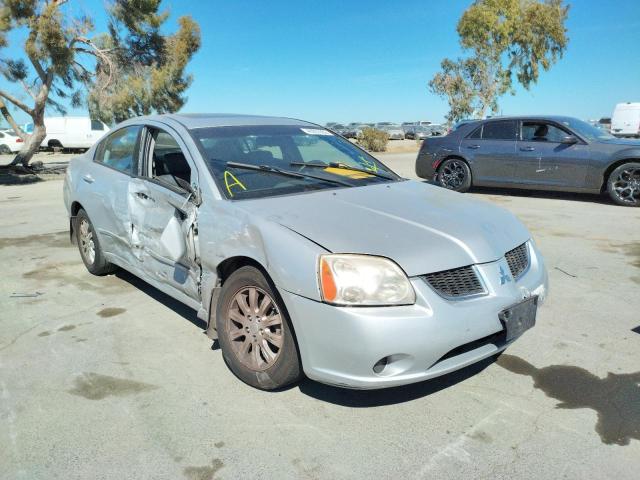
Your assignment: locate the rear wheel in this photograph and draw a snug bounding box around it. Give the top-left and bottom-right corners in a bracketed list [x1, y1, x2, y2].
[75, 209, 117, 275]
[607, 162, 640, 207]
[215, 266, 302, 390]
[437, 158, 472, 192]
[0, 144, 11, 154]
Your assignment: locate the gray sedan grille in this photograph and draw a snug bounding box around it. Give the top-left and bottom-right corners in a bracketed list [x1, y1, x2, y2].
[505, 242, 529, 280]
[422, 265, 486, 299]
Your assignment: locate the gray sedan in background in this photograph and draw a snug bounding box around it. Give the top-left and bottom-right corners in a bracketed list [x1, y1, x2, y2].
[416, 116, 640, 206]
[64, 113, 548, 390]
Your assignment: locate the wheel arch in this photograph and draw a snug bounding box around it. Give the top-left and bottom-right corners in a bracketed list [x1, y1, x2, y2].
[601, 158, 640, 192]
[206, 255, 303, 363]
[69, 201, 85, 242]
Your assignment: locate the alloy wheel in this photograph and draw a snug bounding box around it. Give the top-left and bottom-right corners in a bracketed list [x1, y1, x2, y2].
[612, 166, 640, 205]
[440, 160, 466, 189]
[79, 218, 96, 265]
[226, 286, 283, 371]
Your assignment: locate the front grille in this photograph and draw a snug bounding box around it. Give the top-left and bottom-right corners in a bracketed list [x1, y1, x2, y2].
[423, 265, 486, 299]
[505, 242, 529, 280]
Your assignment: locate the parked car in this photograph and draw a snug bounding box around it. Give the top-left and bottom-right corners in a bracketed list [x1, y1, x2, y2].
[63, 113, 548, 390]
[405, 125, 430, 140]
[416, 115, 640, 207]
[428, 124, 446, 136]
[327, 123, 349, 136]
[611, 103, 640, 138]
[376, 123, 405, 140]
[0, 130, 23, 153]
[32, 116, 110, 150]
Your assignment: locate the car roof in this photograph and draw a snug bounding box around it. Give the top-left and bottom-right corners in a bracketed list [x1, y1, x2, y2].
[475, 115, 579, 123]
[135, 113, 318, 129]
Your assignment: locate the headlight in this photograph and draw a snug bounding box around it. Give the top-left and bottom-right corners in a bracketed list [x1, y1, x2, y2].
[319, 254, 416, 306]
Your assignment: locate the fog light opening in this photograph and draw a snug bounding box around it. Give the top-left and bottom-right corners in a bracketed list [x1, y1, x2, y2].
[372, 354, 414, 377]
[373, 357, 389, 374]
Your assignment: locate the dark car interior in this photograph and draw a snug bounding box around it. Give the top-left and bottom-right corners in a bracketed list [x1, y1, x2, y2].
[150, 130, 192, 191]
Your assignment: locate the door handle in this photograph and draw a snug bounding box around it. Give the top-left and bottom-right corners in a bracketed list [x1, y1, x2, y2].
[467, 144, 480, 149]
[82, 174, 94, 184]
[520, 146, 535, 151]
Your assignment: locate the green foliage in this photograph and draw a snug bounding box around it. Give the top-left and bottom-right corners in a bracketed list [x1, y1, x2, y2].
[430, 0, 569, 123]
[88, 3, 201, 123]
[0, 0, 200, 166]
[358, 128, 389, 152]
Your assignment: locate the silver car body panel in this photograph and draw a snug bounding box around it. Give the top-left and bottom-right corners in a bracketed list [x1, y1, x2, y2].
[64, 113, 548, 389]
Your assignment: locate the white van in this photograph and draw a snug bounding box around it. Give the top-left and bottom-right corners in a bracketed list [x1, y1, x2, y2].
[611, 103, 640, 138]
[39, 116, 110, 150]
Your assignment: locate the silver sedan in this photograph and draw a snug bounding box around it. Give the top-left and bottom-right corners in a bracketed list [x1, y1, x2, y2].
[63, 114, 548, 390]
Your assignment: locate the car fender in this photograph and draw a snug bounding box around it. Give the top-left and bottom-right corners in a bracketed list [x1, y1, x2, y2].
[197, 201, 328, 312]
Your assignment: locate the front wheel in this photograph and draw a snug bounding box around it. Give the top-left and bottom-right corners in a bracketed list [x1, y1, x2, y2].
[607, 162, 640, 207]
[215, 266, 302, 390]
[437, 158, 472, 192]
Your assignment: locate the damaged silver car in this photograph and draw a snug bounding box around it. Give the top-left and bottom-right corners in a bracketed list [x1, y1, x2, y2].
[63, 114, 548, 390]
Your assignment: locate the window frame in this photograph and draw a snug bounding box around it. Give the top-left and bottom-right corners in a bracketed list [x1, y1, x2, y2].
[469, 120, 518, 142]
[139, 125, 199, 198]
[518, 119, 587, 144]
[93, 125, 143, 177]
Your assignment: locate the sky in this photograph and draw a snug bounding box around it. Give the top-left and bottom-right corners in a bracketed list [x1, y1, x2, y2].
[1, 0, 639, 126]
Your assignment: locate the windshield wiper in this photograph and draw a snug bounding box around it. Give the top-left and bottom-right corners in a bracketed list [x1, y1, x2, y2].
[289, 161, 396, 180]
[225, 162, 353, 187]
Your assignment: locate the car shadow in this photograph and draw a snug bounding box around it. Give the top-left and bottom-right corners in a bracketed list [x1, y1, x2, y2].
[296, 356, 496, 407]
[114, 269, 208, 331]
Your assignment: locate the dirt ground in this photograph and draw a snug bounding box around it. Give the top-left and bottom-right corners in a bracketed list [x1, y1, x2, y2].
[1, 153, 639, 479]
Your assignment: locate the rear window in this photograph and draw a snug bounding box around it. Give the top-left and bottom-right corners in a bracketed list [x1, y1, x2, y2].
[481, 121, 517, 140]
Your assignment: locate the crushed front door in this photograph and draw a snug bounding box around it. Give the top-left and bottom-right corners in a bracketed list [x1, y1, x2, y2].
[128, 178, 201, 300]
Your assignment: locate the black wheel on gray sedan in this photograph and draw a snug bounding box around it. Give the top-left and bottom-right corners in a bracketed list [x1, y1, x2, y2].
[75, 208, 117, 275]
[215, 266, 302, 390]
[437, 158, 471, 192]
[607, 162, 640, 207]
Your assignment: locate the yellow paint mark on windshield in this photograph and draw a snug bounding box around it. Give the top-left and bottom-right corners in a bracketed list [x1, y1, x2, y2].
[224, 171, 247, 197]
[323, 167, 372, 179]
[359, 157, 378, 172]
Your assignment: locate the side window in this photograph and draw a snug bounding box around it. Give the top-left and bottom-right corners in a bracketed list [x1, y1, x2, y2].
[91, 120, 105, 131]
[482, 121, 517, 140]
[468, 126, 482, 139]
[95, 126, 141, 174]
[521, 121, 569, 143]
[149, 129, 192, 192]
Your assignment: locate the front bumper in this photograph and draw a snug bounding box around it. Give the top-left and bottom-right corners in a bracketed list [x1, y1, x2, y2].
[282, 242, 548, 389]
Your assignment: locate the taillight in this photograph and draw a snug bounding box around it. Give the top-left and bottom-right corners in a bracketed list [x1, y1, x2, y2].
[16, 138, 23, 143]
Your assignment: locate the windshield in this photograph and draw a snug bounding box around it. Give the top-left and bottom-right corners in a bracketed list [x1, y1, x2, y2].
[190, 125, 400, 199]
[560, 118, 615, 141]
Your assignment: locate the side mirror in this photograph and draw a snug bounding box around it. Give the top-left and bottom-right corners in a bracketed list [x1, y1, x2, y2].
[561, 135, 578, 144]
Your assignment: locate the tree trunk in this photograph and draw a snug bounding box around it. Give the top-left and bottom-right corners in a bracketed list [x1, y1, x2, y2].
[10, 116, 45, 167]
[0, 98, 26, 139]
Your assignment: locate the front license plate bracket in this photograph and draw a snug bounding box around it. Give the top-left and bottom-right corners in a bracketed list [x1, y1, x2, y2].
[499, 296, 538, 342]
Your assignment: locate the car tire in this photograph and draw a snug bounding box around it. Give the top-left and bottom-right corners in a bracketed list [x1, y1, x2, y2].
[215, 266, 302, 390]
[607, 162, 640, 207]
[437, 158, 472, 192]
[0, 144, 11, 154]
[75, 208, 117, 275]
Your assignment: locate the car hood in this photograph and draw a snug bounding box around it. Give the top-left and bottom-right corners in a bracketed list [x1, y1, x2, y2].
[239, 180, 530, 277]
